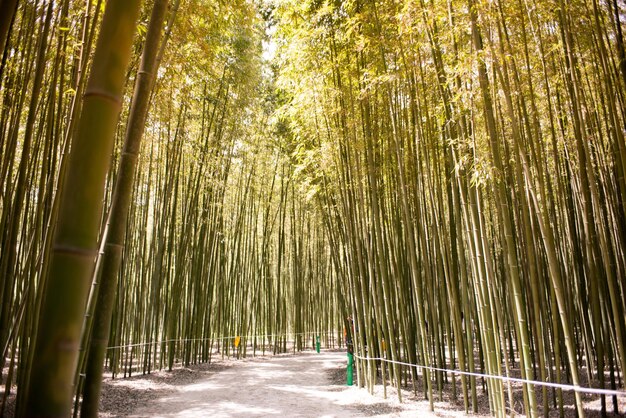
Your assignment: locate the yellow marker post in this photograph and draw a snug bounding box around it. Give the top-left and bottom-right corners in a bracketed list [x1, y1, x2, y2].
[234, 336, 241, 348]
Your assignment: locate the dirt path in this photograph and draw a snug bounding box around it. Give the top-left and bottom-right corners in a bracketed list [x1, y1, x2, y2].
[104, 350, 443, 417]
[129, 351, 356, 417]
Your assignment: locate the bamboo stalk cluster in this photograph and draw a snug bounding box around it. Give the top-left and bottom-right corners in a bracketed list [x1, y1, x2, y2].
[1, 0, 626, 416]
[0, 0, 340, 416]
[273, 0, 626, 416]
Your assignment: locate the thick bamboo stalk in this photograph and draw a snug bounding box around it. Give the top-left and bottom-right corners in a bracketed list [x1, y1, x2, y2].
[20, 0, 141, 413]
[80, 2, 169, 413]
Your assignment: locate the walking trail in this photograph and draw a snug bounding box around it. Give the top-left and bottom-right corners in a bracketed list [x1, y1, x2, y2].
[101, 350, 456, 417]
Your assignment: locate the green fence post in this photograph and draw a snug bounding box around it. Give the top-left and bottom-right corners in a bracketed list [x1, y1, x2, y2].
[347, 352, 353, 386]
[316, 335, 320, 353]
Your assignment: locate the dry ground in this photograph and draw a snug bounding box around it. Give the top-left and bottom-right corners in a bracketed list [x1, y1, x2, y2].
[99, 350, 481, 417]
[2, 349, 624, 416]
[97, 350, 625, 417]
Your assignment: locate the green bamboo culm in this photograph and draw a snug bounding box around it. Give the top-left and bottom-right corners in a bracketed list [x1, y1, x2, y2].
[19, 0, 142, 415]
[79, 0, 170, 416]
[0, 0, 18, 61]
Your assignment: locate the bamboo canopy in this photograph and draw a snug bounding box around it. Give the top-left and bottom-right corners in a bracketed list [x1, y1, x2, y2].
[0, 0, 625, 416]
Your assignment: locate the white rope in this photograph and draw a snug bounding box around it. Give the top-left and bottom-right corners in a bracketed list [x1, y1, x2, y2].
[353, 353, 626, 398]
[106, 331, 333, 351]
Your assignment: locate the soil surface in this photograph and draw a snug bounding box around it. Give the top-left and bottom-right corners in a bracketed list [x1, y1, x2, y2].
[2, 349, 623, 416]
[97, 349, 625, 417]
[100, 350, 458, 417]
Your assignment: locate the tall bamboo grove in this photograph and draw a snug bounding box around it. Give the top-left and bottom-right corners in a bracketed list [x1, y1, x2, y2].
[1, 0, 625, 417]
[272, 0, 626, 416]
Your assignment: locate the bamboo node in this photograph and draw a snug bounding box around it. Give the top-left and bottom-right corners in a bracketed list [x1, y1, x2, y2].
[83, 88, 122, 105]
[121, 150, 140, 159]
[53, 244, 98, 257]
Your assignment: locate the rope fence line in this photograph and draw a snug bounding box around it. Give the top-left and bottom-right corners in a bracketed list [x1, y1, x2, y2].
[105, 331, 335, 351]
[353, 353, 626, 398]
[108, 334, 625, 397]
[104, 334, 626, 398]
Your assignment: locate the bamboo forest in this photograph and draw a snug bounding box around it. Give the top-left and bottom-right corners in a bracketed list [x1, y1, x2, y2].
[1, 0, 626, 416]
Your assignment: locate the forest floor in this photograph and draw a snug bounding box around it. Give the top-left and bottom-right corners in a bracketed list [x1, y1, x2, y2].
[2, 349, 623, 416]
[97, 348, 626, 417]
[99, 349, 485, 417]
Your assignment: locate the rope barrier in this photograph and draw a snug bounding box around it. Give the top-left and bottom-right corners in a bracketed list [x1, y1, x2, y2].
[106, 331, 334, 351]
[106, 334, 625, 397]
[353, 353, 626, 398]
